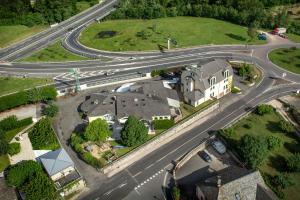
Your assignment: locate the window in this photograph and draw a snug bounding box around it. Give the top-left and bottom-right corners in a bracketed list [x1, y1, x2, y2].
[224, 70, 229, 78]
[210, 76, 216, 86]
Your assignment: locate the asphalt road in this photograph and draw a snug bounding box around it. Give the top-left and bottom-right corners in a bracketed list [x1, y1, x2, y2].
[0, 0, 118, 61]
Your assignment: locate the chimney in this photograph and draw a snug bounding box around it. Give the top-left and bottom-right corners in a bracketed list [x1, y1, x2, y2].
[217, 176, 222, 188]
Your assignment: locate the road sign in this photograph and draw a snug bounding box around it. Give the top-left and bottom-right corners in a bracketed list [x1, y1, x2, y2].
[282, 72, 286, 78]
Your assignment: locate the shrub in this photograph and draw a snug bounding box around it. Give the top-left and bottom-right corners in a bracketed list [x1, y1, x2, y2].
[17, 117, 33, 127]
[6, 160, 43, 187]
[286, 153, 300, 172]
[239, 134, 269, 169]
[121, 116, 148, 147]
[256, 104, 274, 115]
[266, 135, 282, 151]
[0, 86, 57, 112]
[42, 104, 59, 117]
[172, 186, 181, 200]
[0, 116, 32, 132]
[273, 172, 294, 190]
[81, 152, 104, 168]
[0, 139, 9, 155]
[219, 127, 236, 138]
[151, 69, 164, 77]
[8, 142, 21, 156]
[279, 120, 294, 133]
[153, 119, 175, 130]
[28, 118, 60, 150]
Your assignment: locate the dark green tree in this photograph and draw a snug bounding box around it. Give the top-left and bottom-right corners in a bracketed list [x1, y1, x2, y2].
[256, 104, 274, 115]
[266, 135, 282, 151]
[273, 172, 294, 190]
[84, 119, 111, 142]
[286, 153, 300, 172]
[239, 134, 268, 169]
[121, 116, 148, 147]
[22, 171, 58, 200]
[6, 160, 43, 187]
[279, 120, 294, 133]
[42, 103, 59, 117]
[0, 139, 9, 155]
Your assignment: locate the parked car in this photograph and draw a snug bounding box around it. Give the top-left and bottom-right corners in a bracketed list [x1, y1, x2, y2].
[212, 140, 226, 154]
[199, 151, 212, 162]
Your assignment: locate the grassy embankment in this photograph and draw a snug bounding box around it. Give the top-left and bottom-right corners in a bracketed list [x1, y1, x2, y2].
[0, 77, 53, 97]
[80, 17, 266, 52]
[269, 48, 300, 74]
[222, 111, 300, 200]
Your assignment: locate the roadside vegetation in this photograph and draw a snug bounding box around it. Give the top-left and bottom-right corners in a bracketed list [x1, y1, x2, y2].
[0, 25, 46, 48]
[80, 17, 266, 52]
[20, 41, 89, 62]
[269, 47, 300, 74]
[0, 86, 57, 112]
[0, 116, 33, 172]
[219, 104, 300, 199]
[231, 62, 262, 85]
[0, 76, 53, 97]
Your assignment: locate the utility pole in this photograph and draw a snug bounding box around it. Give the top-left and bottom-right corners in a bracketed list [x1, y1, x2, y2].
[70, 68, 81, 92]
[167, 38, 171, 50]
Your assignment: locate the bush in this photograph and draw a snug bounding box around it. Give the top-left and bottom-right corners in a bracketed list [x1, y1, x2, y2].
[42, 104, 59, 117]
[279, 120, 294, 133]
[8, 142, 21, 156]
[256, 104, 274, 115]
[273, 172, 294, 190]
[0, 116, 32, 132]
[151, 69, 164, 77]
[28, 118, 60, 150]
[153, 119, 175, 130]
[239, 134, 269, 169]
[266, 135, 282, 151]
[172, 186, 181, 200]
[0, 139, 9, 155]
[0, 86, 57, 112]
[6, 160, 43, 187]
[81, 152, 104, 168]
[219, 127, 236, 138]
[286, 153, 300, 172]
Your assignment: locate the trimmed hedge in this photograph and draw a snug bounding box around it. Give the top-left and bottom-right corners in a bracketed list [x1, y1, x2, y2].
[0, 116, 32, 132]
[8, 142, 21, 156]
[0, 86, 57, 112]
[153, 119, 175, 130]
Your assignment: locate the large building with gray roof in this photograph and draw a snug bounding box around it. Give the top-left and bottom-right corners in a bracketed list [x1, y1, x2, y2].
[181, 59, 233, 107]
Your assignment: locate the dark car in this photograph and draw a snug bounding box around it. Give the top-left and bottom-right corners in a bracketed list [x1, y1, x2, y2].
[199, 151, 212, 163]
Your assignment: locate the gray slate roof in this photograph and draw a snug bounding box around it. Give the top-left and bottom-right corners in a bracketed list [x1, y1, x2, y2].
[39, 148, 74, 176]
[197, 166, 277, 200]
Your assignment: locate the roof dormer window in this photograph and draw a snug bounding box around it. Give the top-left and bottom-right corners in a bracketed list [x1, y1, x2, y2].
[210, 76, 216, 86]
[224, 70, 229, 78]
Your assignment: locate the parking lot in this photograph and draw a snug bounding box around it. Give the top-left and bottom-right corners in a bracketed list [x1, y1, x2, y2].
[175, 142, 238, 198]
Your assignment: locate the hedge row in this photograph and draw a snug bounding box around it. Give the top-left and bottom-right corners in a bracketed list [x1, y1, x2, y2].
[0, 115, 32, 132]
[153, 119, 175, 130]
[0, 86, 57, 112]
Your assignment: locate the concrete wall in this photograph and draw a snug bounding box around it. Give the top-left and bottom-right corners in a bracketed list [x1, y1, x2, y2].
[101, 102, 219, 177]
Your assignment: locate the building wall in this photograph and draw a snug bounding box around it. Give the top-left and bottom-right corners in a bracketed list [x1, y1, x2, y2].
[51, 166, 75, 181]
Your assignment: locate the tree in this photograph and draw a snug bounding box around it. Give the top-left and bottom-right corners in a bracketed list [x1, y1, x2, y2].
[121, 116, 148, 147]
[0, 139, 9, 155]
[8, 142, 21, 155]
[239, 134, 268, 169]
[247, 26, 257, 41]
[256, 104, 274, 115]
[84, 119, 111, 142]
[6, 160, 43, 187]
[22, 171, 58, 200]
[266, 135, 282, 151]
[172, 186, 181, 200]
[42, 103, 59, 117]
[273, 172, 294, 190]
[279, 120, 294, 133]
[286, 153, 300, 172]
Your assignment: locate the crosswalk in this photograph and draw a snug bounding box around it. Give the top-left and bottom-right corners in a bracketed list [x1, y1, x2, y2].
[53, 69, 120, 81]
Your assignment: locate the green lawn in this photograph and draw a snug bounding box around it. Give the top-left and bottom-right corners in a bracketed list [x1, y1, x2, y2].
[0, 25, 47, 48]
[79, 17, 266, 52]
[269, 48, 300, 74]
[0, 77, 53, 96]
[288, 33, 300, 43]
[20, 41, 89, 62]
[222, 111, 300, 199]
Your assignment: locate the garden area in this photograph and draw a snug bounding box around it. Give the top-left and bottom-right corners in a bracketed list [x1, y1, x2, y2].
[20, 41, 89, 62]
[231, 62, 262, 85]
[180, 99, 216, 118]
[0, 76, 52, 96]
[0, 115, 33, 172]
[219, 104, 300, 199]
[79, 17, 266, 52]
[71, 116, 175, 168]
[269, 47, 300, 74]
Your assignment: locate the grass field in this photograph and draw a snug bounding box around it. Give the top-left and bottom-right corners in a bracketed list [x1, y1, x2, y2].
[0, 155, 9, 172]
[269, 48, 300, 74]
[0, 77, 53, 96]
[288, 33, 300, 43]
[222, 111, 300, 199]
[76, 1, 91, 13]
[0, 25, 46, 48]
[20, 41, 89, 62]
[80, 17, 266, 52]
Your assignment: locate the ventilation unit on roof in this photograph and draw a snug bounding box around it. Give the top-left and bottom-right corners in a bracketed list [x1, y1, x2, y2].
[134, 98, 138, 102]
[93, 100, 99, 105]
